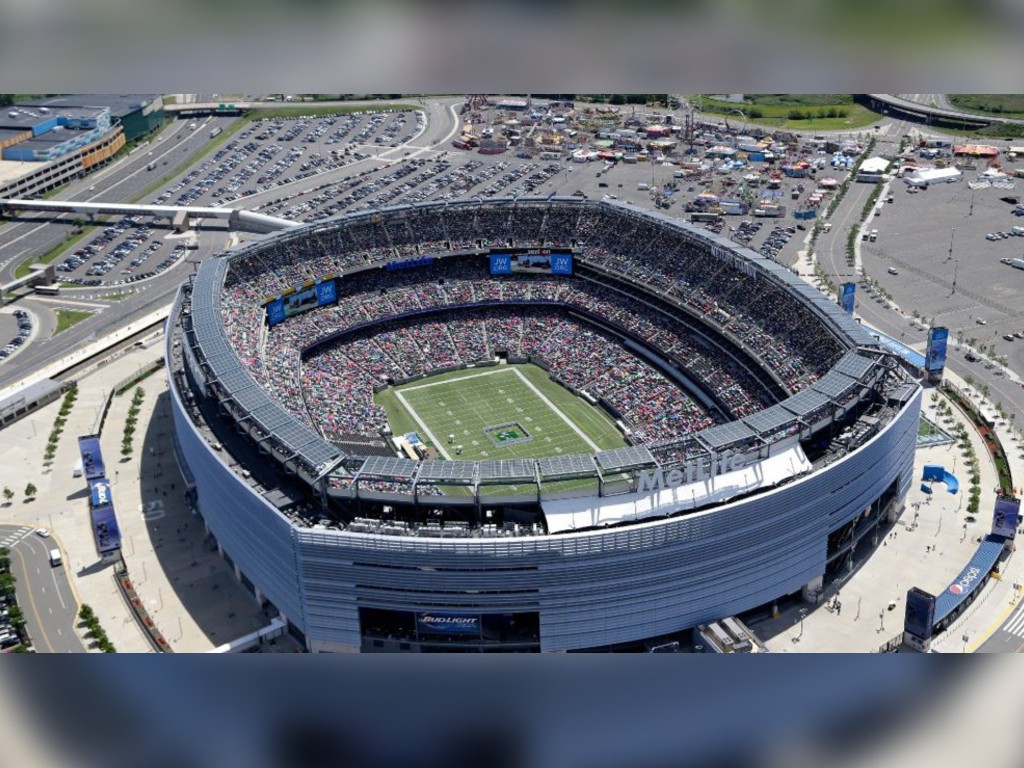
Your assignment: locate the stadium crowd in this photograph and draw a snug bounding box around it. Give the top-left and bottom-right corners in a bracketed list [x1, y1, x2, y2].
[218, 202, 847, 450]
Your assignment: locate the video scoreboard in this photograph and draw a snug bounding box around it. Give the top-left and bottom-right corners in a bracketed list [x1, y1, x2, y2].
[489, 248, 573, 275]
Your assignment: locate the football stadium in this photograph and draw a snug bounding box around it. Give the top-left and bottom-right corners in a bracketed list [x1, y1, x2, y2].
[167, 197, 921, 652]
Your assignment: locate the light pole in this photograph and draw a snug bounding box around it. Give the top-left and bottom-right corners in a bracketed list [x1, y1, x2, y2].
[962, 632, 969, 653]
[797, 608, 808, 640]
[878, 610, 885, 633]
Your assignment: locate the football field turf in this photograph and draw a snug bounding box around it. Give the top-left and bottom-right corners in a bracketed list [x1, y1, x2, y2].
[374, 364, 627, 462]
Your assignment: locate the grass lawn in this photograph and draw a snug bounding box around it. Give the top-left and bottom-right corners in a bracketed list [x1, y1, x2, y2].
[948, 95, 1024, 118]
[692, 95, 881, 132]
[53, 309, 93, 335]
[376, 364, 625, 461]
[251, 104, 421, 120]
[375, 364, 625, 496]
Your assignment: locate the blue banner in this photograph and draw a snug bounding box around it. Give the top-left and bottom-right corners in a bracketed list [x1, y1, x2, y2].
[925, 327, 949, 373]
[992, 497, 1020, 539]
[840, 282, 855, 315]
[903, 588, 936, 640]
[91, 504, 121, 555]
[89, 479, 112, 510]
[315, 279, 337, 306]
[267, 299, 286, 327]
[551, 252, 573, 275]
[77, 435, 106, 481]
[490, 254, 512, 274]
[386, 256, 435, 272]
[417, 612, 480, 635]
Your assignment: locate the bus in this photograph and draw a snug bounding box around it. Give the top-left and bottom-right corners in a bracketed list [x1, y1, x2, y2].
[690, 212, 722, 223]
[33, 284, 60, 296]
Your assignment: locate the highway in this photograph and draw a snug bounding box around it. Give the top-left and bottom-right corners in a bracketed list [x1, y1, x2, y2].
[1, 524, 84, 653]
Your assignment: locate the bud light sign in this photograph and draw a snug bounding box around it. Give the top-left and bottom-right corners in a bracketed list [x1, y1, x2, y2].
[417, 612, 480, 635]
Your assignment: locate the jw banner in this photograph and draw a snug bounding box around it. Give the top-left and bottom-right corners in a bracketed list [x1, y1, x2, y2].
[840, 282, 855, 315]
[266, 279, 337, 327]
[490, 250, 573, 275]
[925, 327, 949, 373]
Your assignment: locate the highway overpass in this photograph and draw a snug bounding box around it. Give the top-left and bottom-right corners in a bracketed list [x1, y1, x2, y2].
[860, 95, 1020, 130]
[0, 199, 298, 234]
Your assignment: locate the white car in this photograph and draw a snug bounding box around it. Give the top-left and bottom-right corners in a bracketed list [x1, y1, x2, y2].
[977, 318, 988, 325]
[986, 233, 1000, 241]
[35, 528, 50, 538]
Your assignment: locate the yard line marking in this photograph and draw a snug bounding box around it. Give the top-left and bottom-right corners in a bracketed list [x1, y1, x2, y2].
[394, 389, 453, 460]
[401, 367, 513, 392]
[511, 368, 600, 451]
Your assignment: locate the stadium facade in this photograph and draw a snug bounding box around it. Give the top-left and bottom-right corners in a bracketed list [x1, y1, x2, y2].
[167, 198, 920, 652]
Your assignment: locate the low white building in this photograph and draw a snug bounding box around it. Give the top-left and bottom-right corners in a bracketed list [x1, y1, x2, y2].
[903, 167, 962, 187]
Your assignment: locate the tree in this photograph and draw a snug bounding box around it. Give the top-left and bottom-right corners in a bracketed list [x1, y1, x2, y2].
[24, 482, 36, 500]
[2, 487, 12, 506]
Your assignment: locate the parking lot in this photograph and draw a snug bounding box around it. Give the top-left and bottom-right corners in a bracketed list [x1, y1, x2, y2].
[0, 308, 32, 365]
[859, 165, 1024, 373]
[152, 110, 422, 209]
[55, 217, 189, 287]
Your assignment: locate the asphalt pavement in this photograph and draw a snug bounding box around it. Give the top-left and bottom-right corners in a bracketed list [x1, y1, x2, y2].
[1, 523, 84, 653]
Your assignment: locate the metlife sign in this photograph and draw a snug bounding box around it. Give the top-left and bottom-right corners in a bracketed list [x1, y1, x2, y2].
[636, 449, 756, 493]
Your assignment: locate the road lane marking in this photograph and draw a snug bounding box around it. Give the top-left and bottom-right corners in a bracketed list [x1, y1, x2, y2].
[11, 547, 55, 653]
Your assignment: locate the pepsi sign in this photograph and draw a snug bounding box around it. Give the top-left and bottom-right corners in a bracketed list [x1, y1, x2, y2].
[948, 566, 981, 596]
[90, 480, 112, 509]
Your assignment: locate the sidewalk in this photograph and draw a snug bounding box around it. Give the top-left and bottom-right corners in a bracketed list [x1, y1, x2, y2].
[0, 339, 266, 652]
[760, 368, 1024, 652]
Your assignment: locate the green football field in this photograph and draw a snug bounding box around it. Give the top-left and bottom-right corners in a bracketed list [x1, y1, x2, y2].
[374, 364, 627, 463]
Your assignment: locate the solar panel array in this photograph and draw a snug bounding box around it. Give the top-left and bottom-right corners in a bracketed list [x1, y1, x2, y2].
[595, 446, 656, 471]
[538, 454, 597, 479]
[699, 420, 757, 450]
[417, 461, 478, 483]
[478, 459, 536, 482]
[190, 258, 341, 472]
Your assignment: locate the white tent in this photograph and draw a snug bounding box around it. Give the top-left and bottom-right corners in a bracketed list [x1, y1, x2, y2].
[903, 167, 962, 186]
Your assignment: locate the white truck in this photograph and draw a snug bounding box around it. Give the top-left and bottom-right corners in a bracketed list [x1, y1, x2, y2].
[1011, 258, 1024, 270]
[48, 548, 62, 567]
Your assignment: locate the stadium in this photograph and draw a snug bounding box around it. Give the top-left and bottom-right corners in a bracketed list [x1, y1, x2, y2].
[166, 197, 921, 652]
